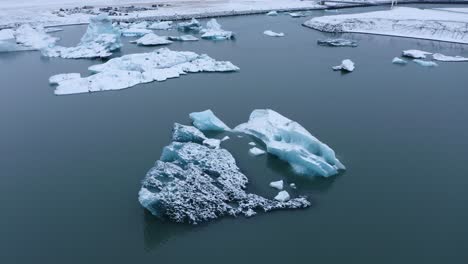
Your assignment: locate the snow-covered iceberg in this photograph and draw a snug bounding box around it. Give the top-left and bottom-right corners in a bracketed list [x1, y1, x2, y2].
[432, 53, 468, 62]
[167, 35, 199, 41]
[43, 15, 121, 59]
[139, 125, 310, 224]
[177, 18, 202, 32]
[413, 59, 438, 67]
[317, 38, 357, 47]
[189, 109, 231, 132]
[392, 57, 407, 65]
[234, 109, 345, 177]
[332, 59, 355, 72]
[402, 50, 431, 59]
[200, 19, 234, 40]
[303, 7, 468, 44]
[148, 21, 173, 30]
[263, 30, 284, 37]
[131, 33, 172, 46]
[0, 25, 57, 52]
[49, 48, 239, 95]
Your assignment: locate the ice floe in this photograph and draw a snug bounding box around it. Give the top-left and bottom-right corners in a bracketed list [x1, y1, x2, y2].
[263, 30, 284, 37]
[49, 73, 81, 84]
[317, 38, 357, 47]
[235, 109, 345, 177]
[177, 18, 202, 32]
[189, 109, 231, 132]
[402, 49, 431, 59]
[121, 27, 152, 37]
[269, 180, 284, 190]
[138, 125, 310, 224]
[131, 33, 172, 46]
[200, 19, 234, 40]
[332, 59, 355, 72]
[148, 21, 173, 30]
[249, 147, 266, 156]
[392, 57, 407, 65]
[413, 59, 438, 67]
[432, 53, 468, 62]
[266, 11, 278, 16]
[167, 35, 199, 41]
[49, 48, 239, 95]
[303, 7, 468, 44]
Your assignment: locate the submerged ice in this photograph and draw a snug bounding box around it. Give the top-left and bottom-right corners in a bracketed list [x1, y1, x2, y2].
[49, 48, 239, 95]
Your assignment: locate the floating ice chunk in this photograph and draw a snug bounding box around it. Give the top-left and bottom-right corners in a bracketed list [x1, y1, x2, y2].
[432, 53, 468, 62]
[274, 191, 290, 202]
[269, 180, 284, 190]
[167, 35, 198, 41]
[14, 24, 57, 50]
[177, 18, 202, 32]
[221, 136, 230, 141]
[132, 33, 172, 46]
[0, 29, 24, 52]
[50, 48, 239, 95]
[413, 59, 438, 67]
[172, 123, 207, 143]
[139, 138, 310, 224]
[249, 147, 266, 156]
[248, 142, 256, 146]
[49, 73, 81, 84]
[121, 28, 152, 37]
[203, 138, 221, 149]
[402, 49, 432, 59]
[263, 30, 284, 37]
[290, 183, 297, 189]
[392, 57, 407, 65]
[149, 21, 173, 30]
[201, 19, 234, 40]
[44, 27, 63, 33]
[332, 59, 355, 72]
[189, 109, 231, 132]
[317, 38, 357, 47]
[266, 11, 278, 16]
[289, 12, 309, 18]
[43, 15, 122, 59]
[235, 109, 345, 177]
[130, 21, 149, 29]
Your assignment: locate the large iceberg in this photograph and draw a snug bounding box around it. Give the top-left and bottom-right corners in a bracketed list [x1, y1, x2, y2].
[303, 7, 468, 44]
[200, 19, 234, 40]
[43, 15, 122, 59]
[317, 38, 357, 47]
[138, 125, 310, 224]
[131, 33, 172, 46]
[332, 59, 355, 72]
[0, 25, 57, 52]
[189, 109, 231, 132]
[49, 48, 239, 95]
[432, 53, 468, 62]
[234, 109, 345, 177]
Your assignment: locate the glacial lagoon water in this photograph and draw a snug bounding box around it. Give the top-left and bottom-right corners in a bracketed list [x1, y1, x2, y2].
[1, 5, 468, 263]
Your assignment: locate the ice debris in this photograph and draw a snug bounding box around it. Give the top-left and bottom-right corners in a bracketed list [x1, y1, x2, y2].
[177, 18, 202, 32]
[263, 30, 284, 37]
[402, 49, 431, 59]
[138, 125, 310, 224]
[200, 19, 234, 40]
[332, 59, 355, 72]
[149, 21, 173, 30]
[189, 109, 231, 132]
[413, 59, 438, 67]
[392, 57, 407, 65]
[167, 35, 199, 41]
[432, 53, 468, 62]
[248, 142, 256, 146]
[269, 180, 284, 190]
[249, 147, 266, 156]
[49, 48, 239, 95]
[131, 33, 172, 46]
[317, 38, 357, 47]
[235, 109, 345, 177]
[266, 11, 278, 16]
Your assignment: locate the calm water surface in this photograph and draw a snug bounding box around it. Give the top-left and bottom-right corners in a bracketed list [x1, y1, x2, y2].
[1, 5, 468, 263]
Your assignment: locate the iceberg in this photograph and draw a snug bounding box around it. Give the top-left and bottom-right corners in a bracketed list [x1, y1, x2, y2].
[0, 24, 57, 52]
[249, 147, 266, 156]
[263, 30, 284, 37]
[139, 125, 310, 224]
[332, 59, 355, 72]
[0, 29, 24, 52]
[172, 123, 207, 143]
[317, 38, 357, 47]
[303, 7, 468, 44]
[49, 48, 239, 95]
[200, 19, 234, 40]
[149, 21, 173, 30]
[131, 33, 172, 46]
[432, 53, 468, 62]
[43, 15, 122, 59]
[269, 180, 284, 190]
[413, 59, 438, 67]
[402, 49, 432, 59]
[266, 11, 278, 16]
[177, 18, 202, 32]
[121, 28, 152, 37]
[167, 35, 199, 41]
[235, 109, 345, 177]
[189, 109, 231, 132]
[392, 57, 407, 65]
[274, 191, 290, 202]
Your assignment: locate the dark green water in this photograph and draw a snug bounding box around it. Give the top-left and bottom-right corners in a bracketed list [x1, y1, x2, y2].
[1, 5, 468, 263]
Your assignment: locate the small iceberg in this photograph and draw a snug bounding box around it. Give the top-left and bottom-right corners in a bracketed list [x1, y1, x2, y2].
[269, 180, 284, 190]
[413, 59, 438, 67]
[432, 53, 468, 62]
[189, 109, 231, 132]
[148, 21, 173, 30]
[131, 33, 172, 46]
[49, 48, 239, 95]
[167, 35, 198, 41]
[177, 18, 202, 32]
[235, 109, 345, 177]
[289, 12, 309, 18]
[332, 59, 355, 72]
[43, 15, 121, 59]
[402, 49, 432, 59]
[317, 38, 357, 47]
[200, 19, 234, 40]
[263, 30, 284, 37]
[266, 11, 278, 16]
[392, 57, 407, 65]
[249, 147, 266, 156]
[274, 191, 290, 202]
[121, 28, 152, 37]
